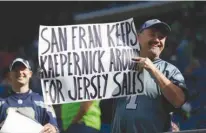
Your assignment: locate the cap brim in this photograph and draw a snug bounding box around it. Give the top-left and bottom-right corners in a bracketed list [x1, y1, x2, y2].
[149, 22, 171, 35]
[10, 60, 30, 71]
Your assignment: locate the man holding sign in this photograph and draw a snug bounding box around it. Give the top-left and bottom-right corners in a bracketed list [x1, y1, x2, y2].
[0, 58, 59, 133]
[111, 19, 188, 133]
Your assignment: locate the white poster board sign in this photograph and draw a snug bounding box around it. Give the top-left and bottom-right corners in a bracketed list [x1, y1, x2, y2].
[0, 109, 43, 133]
[38, 18, 145, 104]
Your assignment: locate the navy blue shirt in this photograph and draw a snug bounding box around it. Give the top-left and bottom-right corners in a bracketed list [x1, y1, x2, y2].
[0, 90, 58, 128]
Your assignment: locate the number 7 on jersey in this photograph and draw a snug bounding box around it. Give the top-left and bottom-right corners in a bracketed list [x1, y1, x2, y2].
[126, 95, 138, 109]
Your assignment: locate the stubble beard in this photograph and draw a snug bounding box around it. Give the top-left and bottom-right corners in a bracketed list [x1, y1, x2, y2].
[148, 47, 161, 60]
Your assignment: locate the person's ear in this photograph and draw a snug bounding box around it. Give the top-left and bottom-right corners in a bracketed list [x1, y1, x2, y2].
[137, 33, 139, 39]
[137, 31, 142, 41]
[29, 71, 33, 78]
[8, 72, 13, 82]
[137, 32, 142, 51]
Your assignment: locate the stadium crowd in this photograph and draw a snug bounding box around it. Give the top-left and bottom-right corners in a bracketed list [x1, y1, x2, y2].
[0, 1, 206, 133]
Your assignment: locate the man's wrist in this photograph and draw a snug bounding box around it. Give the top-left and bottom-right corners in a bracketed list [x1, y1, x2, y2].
[71, 119, 78, 124]
[54, 126, 59, 133]
[149, 64, 171, 90]
[149, 64, 157, 74]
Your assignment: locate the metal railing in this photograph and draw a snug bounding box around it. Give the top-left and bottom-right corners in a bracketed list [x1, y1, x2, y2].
[165, 129, 206, 133]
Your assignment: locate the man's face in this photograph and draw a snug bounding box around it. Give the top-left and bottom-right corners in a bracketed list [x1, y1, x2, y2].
[9, 62, 32, 86]
[138, 27, 167, 59]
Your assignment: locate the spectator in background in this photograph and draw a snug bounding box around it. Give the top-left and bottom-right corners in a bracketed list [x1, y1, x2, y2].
[170, 20, 183, 43]
[100, 99, 115, 133]
[57, 9, 74, 25]
[0, 57, 59, 133]
[29, 70, 43, 96]
[0, 47, 16, 70]
[172, 26, 206, 130]
[176, 28, 195, 73]
[171, 121, 180, 132]
[61, 101, 101, 133]
[0, 67, 12, 98]
[17, 46, 26, 57]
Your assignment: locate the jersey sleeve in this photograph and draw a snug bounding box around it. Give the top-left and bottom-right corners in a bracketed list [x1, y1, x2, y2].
[35, 97, 58, 129]
[162, 63, 189, 113]
[42, 103, 58, 128]
[0, 99, 6, 127]
[169, 67, 188, 100]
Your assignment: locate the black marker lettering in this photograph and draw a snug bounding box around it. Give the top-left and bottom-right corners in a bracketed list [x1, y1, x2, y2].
[79, 26, 87, 49]
[122, 72, 127, 95]
[102, 74, 108, 97]
[112, 72, 121, 96]
[41, 28, 50, 55]
[43, 80, 49, 93]
[115, 48, 122, 71]
[120, 22, 126, 46]
[125, 22, 131, 46]
[72, 26, 78, 50]
[137, 72, 144, 93]
[77, 77, 83, 100]
[83, 77, 90, 100]
[58, 27, 67, 51]
[90, 76, 98, 99]
[116, 23, 121, 46]
[94, 25, 102, 47]
[68, 77, 77, 100]
[89, 51, 93, 74]
[60, 54, 67, 76]
[92, 51, 98, 73]
[73, 52, 81, 76]
[48, 55, 55, 78]
[49, 80, 57, 103]
[127, 72, 132, 95]
[81, 51, 89, 74]
[130, 20, 137, 46]
[54, 54, 60, 77]
[56, 79, 65, 103]
[88, 26, 95, 48]
[122, 49, 128, 70]
[51, 28, 60, 53]
[67, 52, 73, 76]
[98, 50, 105, 73]
[132, 72, 136, 94]
[107, 24, 115, 47]
[97, 75, 102, 99]
[109, 48, 116, 71]
[40, 56, 48, 78]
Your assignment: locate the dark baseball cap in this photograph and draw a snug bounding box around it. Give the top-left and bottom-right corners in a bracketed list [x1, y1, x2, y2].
[139, 19, 171, 34]
[9, 58, 31, 71]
